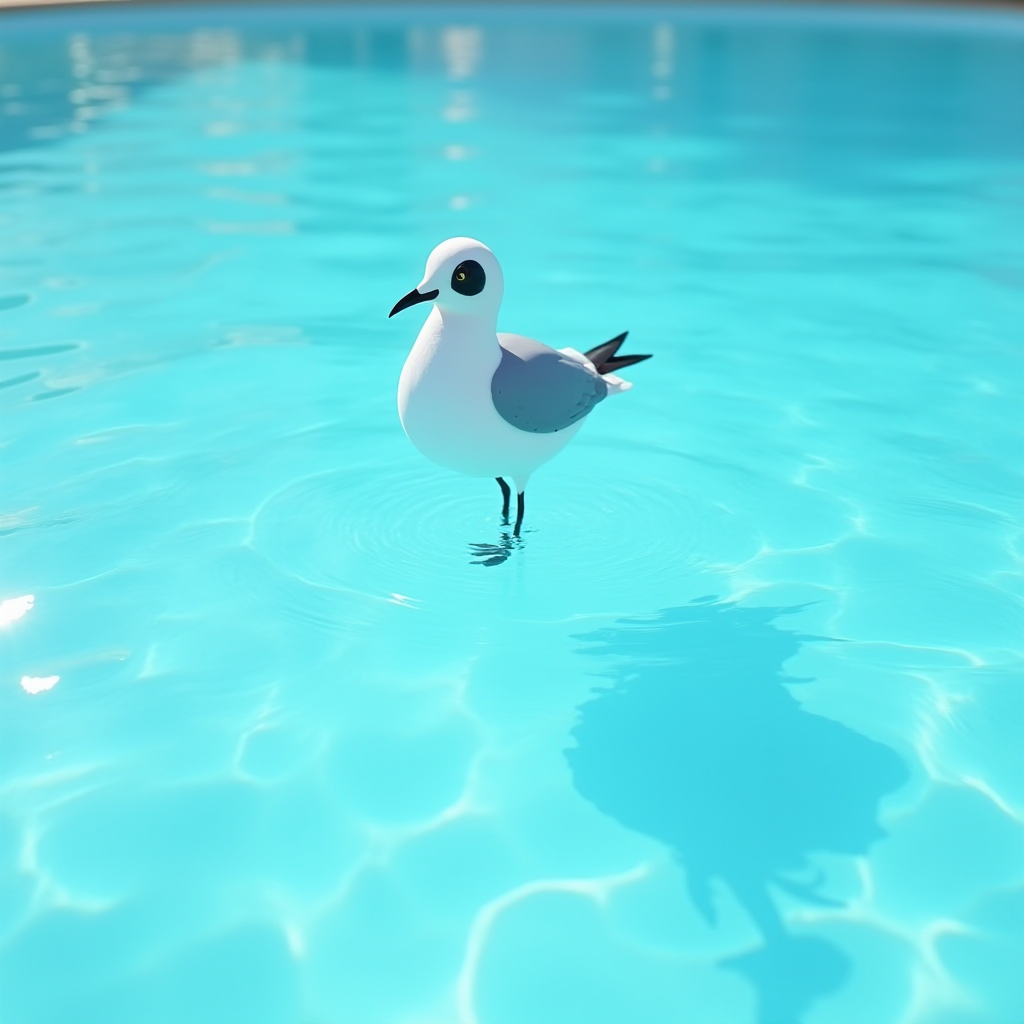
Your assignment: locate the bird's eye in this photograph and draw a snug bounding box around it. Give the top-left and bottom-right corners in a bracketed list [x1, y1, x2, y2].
[451, 260, 485, 296]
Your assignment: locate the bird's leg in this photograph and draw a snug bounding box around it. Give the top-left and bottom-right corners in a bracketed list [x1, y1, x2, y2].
[513, 490, 525, 537]
[496, 477, 511, 521]
[469, 487, 524, 566]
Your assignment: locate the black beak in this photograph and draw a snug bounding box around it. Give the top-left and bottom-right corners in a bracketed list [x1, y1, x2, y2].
[389, 287, 439, 318]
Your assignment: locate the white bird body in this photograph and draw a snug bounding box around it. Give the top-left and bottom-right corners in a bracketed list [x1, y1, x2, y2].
[398, 306, 586, 492]
[390, 237, 650, 537]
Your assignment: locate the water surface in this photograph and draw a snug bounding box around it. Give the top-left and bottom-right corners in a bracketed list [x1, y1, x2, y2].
[1, 5, 1022, 1022]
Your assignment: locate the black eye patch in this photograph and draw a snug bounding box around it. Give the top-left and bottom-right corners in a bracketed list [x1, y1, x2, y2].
[451, 260, 486, 296]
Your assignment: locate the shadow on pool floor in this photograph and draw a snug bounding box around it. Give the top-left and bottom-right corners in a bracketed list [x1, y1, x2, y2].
[566, 599, 909, 1024]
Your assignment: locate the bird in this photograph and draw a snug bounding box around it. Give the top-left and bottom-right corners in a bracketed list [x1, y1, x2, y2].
[389, 237, 651, 540]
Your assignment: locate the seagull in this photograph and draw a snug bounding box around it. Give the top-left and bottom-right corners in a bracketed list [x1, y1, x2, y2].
[390, 237, 651, 539]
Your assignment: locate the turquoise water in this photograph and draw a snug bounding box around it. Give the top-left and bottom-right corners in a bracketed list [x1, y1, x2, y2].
[1, 4, 1022, 1022]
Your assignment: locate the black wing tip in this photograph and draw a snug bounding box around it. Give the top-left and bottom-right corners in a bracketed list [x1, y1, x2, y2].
[583, 332, 652, 375]
[583, 331, 628, 364]
[596, 352, 652, 375]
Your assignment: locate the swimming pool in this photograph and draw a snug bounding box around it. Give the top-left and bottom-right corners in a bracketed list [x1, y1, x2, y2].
[1, 4, 1022, 1021]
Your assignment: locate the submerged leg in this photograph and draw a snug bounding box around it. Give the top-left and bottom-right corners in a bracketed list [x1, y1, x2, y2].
[513, 490, 525, 537]
[469, 486, 523, 567]
[496, 477, 511, 520]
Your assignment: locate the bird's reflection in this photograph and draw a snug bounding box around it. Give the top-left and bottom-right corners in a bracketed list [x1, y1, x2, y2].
[468, 531, 522, 567]
[566, 600, 908, 1023]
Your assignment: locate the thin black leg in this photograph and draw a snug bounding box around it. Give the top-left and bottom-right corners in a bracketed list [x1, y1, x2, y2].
[496, 477, 511, 520]
[513, 490, 525, 537]
[469, 485, 523, 567]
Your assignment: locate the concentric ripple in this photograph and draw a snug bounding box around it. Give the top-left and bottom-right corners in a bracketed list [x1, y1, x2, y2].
[251, 461, 513, 598]
[249, 444, 741, 612]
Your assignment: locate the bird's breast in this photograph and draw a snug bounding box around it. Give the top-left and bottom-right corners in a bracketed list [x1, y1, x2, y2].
[397, 316, 508, 475]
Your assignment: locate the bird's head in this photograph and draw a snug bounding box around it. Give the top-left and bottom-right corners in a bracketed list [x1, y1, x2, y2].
[389, 237, 503, 319]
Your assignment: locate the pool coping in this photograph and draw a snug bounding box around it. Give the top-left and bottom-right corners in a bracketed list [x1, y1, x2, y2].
[1, 0, 1022, 9]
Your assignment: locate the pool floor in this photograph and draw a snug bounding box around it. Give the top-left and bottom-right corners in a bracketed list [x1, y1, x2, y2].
[1, 5, 1022, 1023]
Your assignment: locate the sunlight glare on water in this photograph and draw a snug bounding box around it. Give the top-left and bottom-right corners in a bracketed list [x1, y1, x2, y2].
[1, 5, 1022, 1023]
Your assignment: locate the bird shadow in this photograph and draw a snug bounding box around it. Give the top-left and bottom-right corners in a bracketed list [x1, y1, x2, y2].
[565, 599, 908, 1024]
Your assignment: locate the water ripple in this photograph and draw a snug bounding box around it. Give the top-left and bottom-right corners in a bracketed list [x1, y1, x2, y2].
[249, 458, 720, 607]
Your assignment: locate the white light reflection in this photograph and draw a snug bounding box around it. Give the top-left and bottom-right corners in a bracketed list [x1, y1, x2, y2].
[21, 675, 59, 695]
[442, 27, 482, 82]
[0, 594, 34, 626]
[204, 121, 242, 138]
[187, 30, 243, 69]
[652, 23, 674, 80]
[444, 89, 476, 124]
[68, 34, 95, 81]
[652, 23, 674, 101]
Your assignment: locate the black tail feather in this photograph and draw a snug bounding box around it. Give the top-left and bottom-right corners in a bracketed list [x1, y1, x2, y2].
[584, 332, 628, 370]
[584, 331, 652, 376]
[598, 353, 652, 373]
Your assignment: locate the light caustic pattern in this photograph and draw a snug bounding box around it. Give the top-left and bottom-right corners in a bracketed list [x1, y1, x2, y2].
[0, 7, 1022, 1024]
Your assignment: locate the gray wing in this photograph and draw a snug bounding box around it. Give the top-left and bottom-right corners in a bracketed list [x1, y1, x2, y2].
[491, 333, 608, 434]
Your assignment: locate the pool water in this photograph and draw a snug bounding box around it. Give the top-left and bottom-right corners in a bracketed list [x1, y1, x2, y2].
[1, 5, 1022, 1022]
